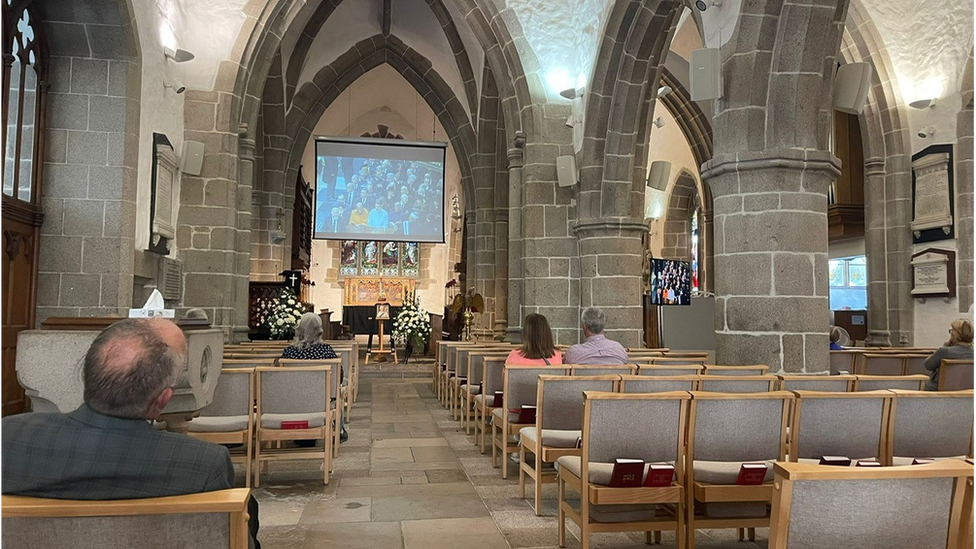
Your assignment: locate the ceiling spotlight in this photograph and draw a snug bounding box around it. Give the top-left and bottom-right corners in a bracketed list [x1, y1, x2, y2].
[909, 98, 936, 109]
[164, 78, 186, 94]
[653, 116, 666, 128]
[164, 47, 195, 63]
[695, 0, 721, 11]
[917, 125, 936, 138]
[559, 86, 585, 100]
[657, 85, 673, 98]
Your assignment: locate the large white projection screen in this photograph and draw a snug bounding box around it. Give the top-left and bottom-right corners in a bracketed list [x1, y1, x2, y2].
[314, 137, 447, 243]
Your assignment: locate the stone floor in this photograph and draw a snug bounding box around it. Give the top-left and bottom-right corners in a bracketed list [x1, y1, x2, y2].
[246, 372, 769, 549]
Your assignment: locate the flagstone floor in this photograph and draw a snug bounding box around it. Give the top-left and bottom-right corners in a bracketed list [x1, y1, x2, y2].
[247, 372, 769, 549]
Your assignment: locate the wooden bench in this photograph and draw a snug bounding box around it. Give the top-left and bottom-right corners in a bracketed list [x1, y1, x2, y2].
[2, 489, 251, 549]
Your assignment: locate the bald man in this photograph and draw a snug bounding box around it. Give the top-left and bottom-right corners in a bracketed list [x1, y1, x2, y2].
[2, 317, 235, 498]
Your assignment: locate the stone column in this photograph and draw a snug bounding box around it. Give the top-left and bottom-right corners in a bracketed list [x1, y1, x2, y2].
[957, 100, 974, 312]
[701, 208, 714, 293]
[493, 207, 509, 338]
[574, 221, 648, 348]
[505, 145, 524, 343]
[863, 157, 891, 346]
[464, 210, 476, 294]
[235, 127, 257, 342]
[704, 150, 841, 373]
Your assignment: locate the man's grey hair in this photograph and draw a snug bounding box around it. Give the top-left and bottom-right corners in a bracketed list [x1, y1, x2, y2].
[83, 319, 184, 418]
[293, 312, 324, 349]
[581, 307, 606, 334]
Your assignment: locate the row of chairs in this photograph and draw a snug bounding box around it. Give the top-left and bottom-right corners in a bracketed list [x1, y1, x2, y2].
[558, 389, 974, 549]
[829, 349, 973, 389]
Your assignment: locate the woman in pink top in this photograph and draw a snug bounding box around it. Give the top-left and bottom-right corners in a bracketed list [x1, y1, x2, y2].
[506, 313, 563, 365]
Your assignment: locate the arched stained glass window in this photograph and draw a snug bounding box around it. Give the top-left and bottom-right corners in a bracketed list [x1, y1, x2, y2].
[690, 207, 700, 292]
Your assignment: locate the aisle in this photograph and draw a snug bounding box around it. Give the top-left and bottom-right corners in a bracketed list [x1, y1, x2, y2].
[253, 377, 769, 549]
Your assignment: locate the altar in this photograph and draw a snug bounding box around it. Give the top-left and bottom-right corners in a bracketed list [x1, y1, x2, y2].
[342, 277, 416, 334]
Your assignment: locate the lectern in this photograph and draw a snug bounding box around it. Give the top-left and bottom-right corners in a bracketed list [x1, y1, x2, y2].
[365, 300, 398, 364]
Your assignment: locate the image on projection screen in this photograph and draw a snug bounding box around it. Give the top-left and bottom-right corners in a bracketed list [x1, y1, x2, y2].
[313, 137, 447, 243]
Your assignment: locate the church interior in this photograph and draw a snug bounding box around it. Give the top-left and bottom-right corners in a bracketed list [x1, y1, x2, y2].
[1, 0, 975, 547]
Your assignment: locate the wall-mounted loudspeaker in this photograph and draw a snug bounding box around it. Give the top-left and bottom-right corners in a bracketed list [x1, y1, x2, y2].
[556, 155, 577, 188]
[180, 140, 205, 176]
[646, 160, 672, 191]
[832, 62, 872, 115]
[690, 48, 722, 101]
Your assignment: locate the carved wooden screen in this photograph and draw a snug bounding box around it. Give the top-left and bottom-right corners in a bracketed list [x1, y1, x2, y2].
[292, 171, 313, 270]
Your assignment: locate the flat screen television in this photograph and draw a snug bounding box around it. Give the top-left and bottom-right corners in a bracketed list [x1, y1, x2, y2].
[313, 136, 447, 243]
[649, 258, 692, 306]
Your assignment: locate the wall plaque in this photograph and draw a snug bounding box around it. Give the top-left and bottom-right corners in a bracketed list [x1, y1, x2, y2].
[911, 144, 954, 243]
[911, 248, 955, 298]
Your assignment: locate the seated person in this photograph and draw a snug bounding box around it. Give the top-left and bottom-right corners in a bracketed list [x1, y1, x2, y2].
[282, 313, 347, 442]
[1, 317, 260, 548]
[924, 318, 974, 390]
[348, 202, 369, 231]
[367, 199, 389, 231]
[564, 307, 628, 364]
[506, 313, 563, 366]
[829, 326, 844, 350]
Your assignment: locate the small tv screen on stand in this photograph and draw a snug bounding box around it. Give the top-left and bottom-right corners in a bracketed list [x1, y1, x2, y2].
[649, 258, 692, 306]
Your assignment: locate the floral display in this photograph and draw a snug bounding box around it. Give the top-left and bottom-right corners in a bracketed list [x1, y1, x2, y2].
[265, 288, 307, 340]
[392, 290, 431, 354]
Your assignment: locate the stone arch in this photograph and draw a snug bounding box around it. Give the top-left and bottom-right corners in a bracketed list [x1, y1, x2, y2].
[839, 0, 915, 345]
[659, 68, 712, 170]
[661, 170, 699, 260]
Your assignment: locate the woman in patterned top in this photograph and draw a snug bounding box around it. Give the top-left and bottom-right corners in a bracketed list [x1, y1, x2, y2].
[281, 313, 347, 442]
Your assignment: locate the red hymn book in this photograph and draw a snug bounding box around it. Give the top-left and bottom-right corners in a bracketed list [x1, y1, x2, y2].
[609, 458, 645, 487]
[735, 463, 768, 485]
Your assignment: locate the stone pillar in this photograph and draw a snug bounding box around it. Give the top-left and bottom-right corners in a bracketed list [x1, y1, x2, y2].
[575, 221, 648, 348]
[704, 150, 841, 373]
[957, 100, 974, 312]
[235, 127, 256, 342]
[863, 157, 891, 346]
[464, 210, 476, 294]
[493, 207, 509, 338]
[701, 208, 714, 293]
[505, 145, 524, 343]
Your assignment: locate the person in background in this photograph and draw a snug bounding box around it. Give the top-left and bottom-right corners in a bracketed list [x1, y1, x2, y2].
[367, 198, 390, 231]
[923, 318, 974, 391]
[348, 202, 369, 231]
[281, 313, 347, 442]
[829, 326, 845, 350]
[564, 307, 628, 365]
[506, 313, 562, 366]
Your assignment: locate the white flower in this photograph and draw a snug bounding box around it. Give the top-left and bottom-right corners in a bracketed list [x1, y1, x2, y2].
[276, 319, 284, 326]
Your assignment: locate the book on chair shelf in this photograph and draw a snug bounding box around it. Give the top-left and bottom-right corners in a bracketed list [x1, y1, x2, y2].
[493, 391, 504, 409]
[735, 463, 768, 485]
[609, 458, 645, 487]
[280, 420, 309, 429]
[508, 405, 536, 424]
[855, 460, 882, 467]
[819, 456, 852, 467]
[644, 463, 675, 487]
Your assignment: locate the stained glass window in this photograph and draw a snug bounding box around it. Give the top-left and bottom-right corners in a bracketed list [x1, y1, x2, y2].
[338, 241, 421, 278]
[828, 260, 845, 287]
[361, 241, 379, 275]
[690, 207, 700, 292]
[847, 256, 866, 287]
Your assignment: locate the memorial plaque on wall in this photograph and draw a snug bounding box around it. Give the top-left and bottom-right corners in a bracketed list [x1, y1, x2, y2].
[911, 144, 954, 244]
[910, 248, 955, 298]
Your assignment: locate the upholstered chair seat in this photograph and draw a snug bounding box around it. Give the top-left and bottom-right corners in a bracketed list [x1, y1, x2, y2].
[260, 412, 328, 429]
[188, 415, 250, 433]
[519, 427, 579, 449]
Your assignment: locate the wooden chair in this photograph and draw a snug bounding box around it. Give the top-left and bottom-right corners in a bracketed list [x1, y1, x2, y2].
[557, 391, 691, 549]
[475, 357, 507, 453]
[187, 368, 255, 487]
[650, 357, 707, 367]
[460, 350, 510, 434]
[492, 366, 569, 478]
[220, 357, 276, 370]
[702, 364, 770, 376]
[253, 366, 332, 487]
[853, 374, 928, 391]
[940, 359, 975, 391]
[638, 364, 704, 376]
[905, 354, 931, 375]
[619, 375, 699, 393]
[626, 347, 670, 353]
[828, 349, 859, 374]
[777, 374, 855, 392]
[568, 364, 638, 376]
[859, 353, 911, 375]
[888, 390, 975, 465]
[698, 375, 778, 393]
[1, 489, 252, 549]
[279, 358, 343, 460]
[662, 352, 710, 360]
[685, 391, 794, 548]
[520, 375, 618, 515]
[768, 460, 974, 549]
[789, 390, 893, 465]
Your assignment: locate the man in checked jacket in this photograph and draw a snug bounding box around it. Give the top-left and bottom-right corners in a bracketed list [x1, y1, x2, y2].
[1, 317, 260, 548]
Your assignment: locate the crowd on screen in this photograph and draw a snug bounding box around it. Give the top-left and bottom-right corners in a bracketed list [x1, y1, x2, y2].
[315, 156, 444, 237]
[652, 260, 691, 305]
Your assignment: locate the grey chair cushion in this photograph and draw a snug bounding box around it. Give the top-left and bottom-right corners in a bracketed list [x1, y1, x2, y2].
[188, 415, 249, 433]
[260, 412, 327, 429]
[556, 456, 675, 486]
[491, 406, 519, 424]
[796, 458, 877, 466]
[693, 460, 775, 484]
[519, 427, 580, 448]
[890, 456, 966, 466]
[459, 384, 481, 395]
[474, 394, 497, 407]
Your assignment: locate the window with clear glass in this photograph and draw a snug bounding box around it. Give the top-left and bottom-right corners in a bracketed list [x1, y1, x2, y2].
[829, 255, 867, 310]
[3, 5, 41, 203]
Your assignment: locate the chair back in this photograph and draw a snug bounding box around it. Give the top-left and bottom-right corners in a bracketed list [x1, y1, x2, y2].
[853, 374, 927, 392]
[638, 364, 703, 376]
[481, 357, 507, 397]
[940, 359, 975, 391]
[829, 350, 857, 374]
[689, 391, 792, 462]
[650, 357, 706, 366]
[663, 352, 710, 359]
[466, 351, 508, 387]
[790, 391, 892, 463]
[777, 374, 854, 392]
[768, 461, 972, 549]
[220, 358, 275, 370]
[1, 490, 252, 549]
[619, 375, 698, 393]
[698, 375, 777, 393]
[257, 366, 331, 415]
[584, 391, 690, 466]
[904, 354, 929, 375]
[332, 347, 353, 382]
[279, 358, 341, 398]
[538, 375, 617, 431]
[859, 354, 907, 375]
[703, 364, 770, 376]
[568, 364, 637, 376]
[888, 390, 975, 460]
[504, 366, 568, 416]
[198, 368, 253, 417]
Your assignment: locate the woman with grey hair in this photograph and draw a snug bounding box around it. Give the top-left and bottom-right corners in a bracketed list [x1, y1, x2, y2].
[280, 313, 346, 442]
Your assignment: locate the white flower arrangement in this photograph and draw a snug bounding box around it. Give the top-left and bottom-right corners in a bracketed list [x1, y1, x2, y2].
[266, 287, 307, 339]
[392, 290, 430, 349]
